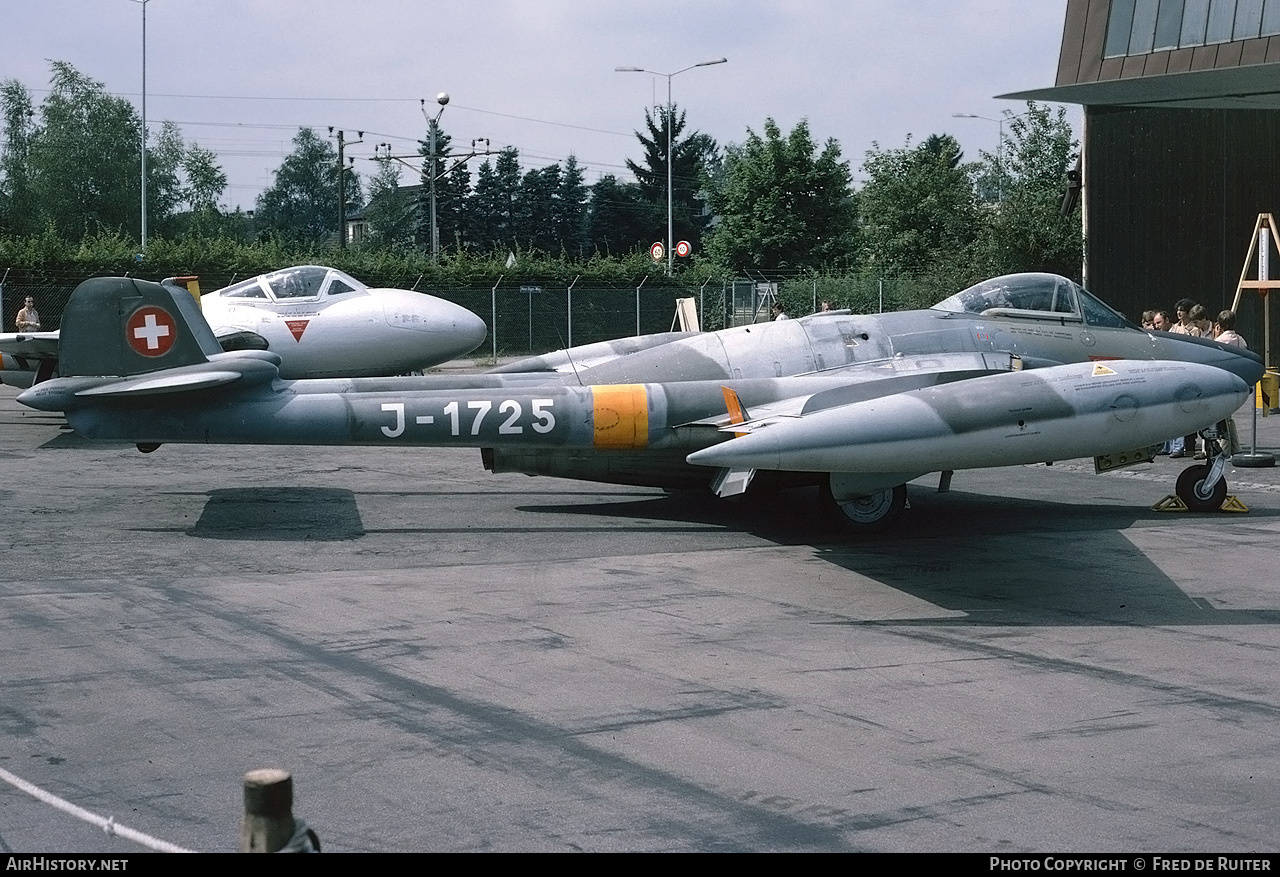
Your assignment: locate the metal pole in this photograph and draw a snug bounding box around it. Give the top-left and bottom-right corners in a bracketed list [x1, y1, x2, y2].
[635, 275, 648, 336]
[997, 118, 1003, 203]
[491, 274, 502, 362]
[140, 0, 147, 250]
[429, 120, 439, 262]
[421, 94, 449, 263]
[337, 130, 345, 250]
[615, 59, 726, 278]
[567, 275, 579, 349]
[666, 75, 673, 277]
[700, 277, 712, 333]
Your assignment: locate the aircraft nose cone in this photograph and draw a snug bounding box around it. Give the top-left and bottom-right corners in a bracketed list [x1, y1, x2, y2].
[1154, 333, 1266, 386]
[381, 290, 487, 355]
[1203, 344, 1265, 386]
[448, 303, 490, 354]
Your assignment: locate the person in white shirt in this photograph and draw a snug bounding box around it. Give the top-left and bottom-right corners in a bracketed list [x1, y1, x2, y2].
[15, 296, 41, 331]
[1213, 309, 1247, 349]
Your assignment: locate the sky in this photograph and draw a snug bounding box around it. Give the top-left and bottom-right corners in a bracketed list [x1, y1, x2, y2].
[0, 0, 1074, 212]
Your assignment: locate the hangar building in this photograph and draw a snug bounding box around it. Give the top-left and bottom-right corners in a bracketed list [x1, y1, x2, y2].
[1007, 0, 1280, 362]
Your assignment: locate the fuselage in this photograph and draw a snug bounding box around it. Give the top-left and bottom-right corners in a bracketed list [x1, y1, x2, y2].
[200, 266, 488, 378]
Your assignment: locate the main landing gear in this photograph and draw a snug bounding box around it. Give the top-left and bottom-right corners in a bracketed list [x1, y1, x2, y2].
[821, 475, 909, 534]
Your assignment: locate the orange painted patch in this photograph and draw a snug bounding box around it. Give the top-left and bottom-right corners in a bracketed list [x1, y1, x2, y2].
[591, 384, 649, 448]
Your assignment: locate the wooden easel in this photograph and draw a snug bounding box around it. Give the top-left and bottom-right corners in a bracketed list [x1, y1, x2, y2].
[1230, 213, 1277, 372]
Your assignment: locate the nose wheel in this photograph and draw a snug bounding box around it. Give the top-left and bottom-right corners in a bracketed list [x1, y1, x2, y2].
[1175, 462, 1228, 512]
[1173, 431, 1230, 512]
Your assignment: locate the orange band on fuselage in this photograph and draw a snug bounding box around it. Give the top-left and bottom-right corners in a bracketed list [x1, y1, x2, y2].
[592, 384, 649, 448]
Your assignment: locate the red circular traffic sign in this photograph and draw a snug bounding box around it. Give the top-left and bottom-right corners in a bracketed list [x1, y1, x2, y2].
[126, 306, 177, 357]
[650, 241, 665, 261]
[675, 240, 692, 258]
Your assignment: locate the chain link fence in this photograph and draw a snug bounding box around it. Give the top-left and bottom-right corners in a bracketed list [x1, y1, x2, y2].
[0, 266, 958, 359]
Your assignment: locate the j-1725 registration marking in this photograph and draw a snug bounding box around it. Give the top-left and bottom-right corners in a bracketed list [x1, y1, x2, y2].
[379, 398, 556, 438]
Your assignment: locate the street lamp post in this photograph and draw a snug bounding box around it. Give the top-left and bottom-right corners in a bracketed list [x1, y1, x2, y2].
[953, 110, 1030, 203]
[615, 57, 727, 275]
[127, 0, 150, 251]
[421, 93, 450, 263]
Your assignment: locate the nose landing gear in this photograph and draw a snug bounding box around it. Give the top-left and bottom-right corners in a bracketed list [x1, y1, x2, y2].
[1173, 425, 1230, 512]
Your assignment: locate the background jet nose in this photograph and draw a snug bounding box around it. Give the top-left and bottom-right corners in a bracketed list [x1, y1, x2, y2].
[442, 301, 489, 352]
[381, 289, 487, 353]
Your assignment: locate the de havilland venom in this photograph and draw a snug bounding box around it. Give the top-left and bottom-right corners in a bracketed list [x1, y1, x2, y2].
[0, 265, 488, 387]
[17, 272, 1265, 531]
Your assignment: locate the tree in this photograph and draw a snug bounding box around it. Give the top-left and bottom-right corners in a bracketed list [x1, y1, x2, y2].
[0, 79, 38, 236]
[586, 174, 651, 257]
[516, 163, 561, 253]
[857, 133, 980, 274]
[9, 62, 232, 243]
[254, 127, 359, 244]
[418, 119, 470, 255]
[469, 147, 522, 254]
[181, 142, 228, 219]
[554, 154, 590, 259]
[28, 61, 143, 239]
[976, 102, 1082, 279]
[147, 121, 188, 237]
[626, 105, 718, 253]
[362, 158, 415, 247]
[705, 118, 857, 271]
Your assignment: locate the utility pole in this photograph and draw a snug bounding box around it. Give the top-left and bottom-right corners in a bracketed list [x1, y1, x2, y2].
[375, 135, 494, 253]
[331, 128, 362, 249]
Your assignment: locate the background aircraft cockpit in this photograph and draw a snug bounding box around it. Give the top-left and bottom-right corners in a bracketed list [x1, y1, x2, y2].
[217, 266, 361, 302]
[932, 272, 1135, 328]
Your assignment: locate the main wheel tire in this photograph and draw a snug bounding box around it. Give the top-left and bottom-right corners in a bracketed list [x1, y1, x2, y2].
[1175, 463, 1227, 512]
[822, 480, 907, 533]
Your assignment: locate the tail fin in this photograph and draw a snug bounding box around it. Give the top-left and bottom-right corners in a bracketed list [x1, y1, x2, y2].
[58, 277, 223, 378]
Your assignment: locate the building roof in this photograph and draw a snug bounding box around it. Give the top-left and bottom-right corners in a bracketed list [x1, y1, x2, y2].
[1001, 62, 1280, 109]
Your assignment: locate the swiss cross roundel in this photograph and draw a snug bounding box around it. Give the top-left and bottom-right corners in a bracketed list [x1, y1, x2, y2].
[126, 305, 178, 357]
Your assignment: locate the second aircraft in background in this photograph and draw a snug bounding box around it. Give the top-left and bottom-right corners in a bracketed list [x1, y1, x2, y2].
[0, 265, 488, 385]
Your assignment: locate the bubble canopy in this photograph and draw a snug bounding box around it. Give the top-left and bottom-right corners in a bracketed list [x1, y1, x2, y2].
[932, 273, 1136, 329]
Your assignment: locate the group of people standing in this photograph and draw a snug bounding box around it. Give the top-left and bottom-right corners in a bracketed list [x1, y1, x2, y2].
[1142, 298, 1247, 349]
[1142, 297, 1249, 458]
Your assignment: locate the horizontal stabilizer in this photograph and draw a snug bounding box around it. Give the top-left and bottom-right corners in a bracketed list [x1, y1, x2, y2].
[0, 332, 60, 359]
[75, 370, 245, 398]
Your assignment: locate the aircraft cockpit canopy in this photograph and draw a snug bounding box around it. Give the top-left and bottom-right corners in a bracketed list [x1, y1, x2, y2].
[932, 273, 1135, 329]
[218, 266, 365, 302]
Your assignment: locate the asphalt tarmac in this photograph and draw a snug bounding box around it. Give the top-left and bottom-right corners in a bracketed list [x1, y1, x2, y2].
[2, 382, 1279, 853]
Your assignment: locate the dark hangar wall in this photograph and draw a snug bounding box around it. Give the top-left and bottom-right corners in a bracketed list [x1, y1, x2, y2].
[1083, 105, 1280, 355]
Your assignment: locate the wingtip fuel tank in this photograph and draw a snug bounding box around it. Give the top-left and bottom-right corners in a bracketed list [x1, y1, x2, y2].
[686, 360, 1252, 474]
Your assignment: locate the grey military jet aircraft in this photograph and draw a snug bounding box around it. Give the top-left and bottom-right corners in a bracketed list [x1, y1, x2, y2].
[17, 272, 1265, 532]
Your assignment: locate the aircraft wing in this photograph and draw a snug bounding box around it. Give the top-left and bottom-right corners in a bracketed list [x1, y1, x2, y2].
[0, 331, 60, 359]
[678, 351, 1021, 431]
[488, 332, 697, 375]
